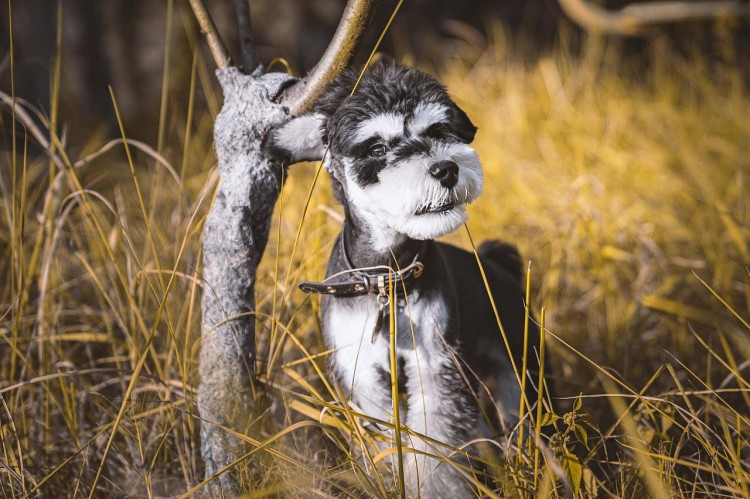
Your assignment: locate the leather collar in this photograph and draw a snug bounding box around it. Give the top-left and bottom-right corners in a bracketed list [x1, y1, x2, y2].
[298, 231, 425, 298]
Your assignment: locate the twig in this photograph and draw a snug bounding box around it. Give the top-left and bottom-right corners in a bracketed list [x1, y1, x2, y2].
[235, 0, 258, 73]
[280, 0, 380, 116]
[559, 0, 750, 36]
[187, 0, 231, 68]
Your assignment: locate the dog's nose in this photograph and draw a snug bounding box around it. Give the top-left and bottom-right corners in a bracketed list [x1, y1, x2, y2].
[428, 160, 459, 188]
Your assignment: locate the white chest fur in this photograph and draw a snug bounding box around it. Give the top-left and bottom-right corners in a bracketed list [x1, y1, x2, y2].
[323, 293, 477, 498]
[324, 298, 393, 419]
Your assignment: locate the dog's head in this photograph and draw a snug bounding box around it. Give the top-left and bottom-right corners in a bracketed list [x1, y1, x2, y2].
[263, 62, 483, 247]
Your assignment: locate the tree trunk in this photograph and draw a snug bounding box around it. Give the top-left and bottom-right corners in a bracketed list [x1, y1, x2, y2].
[198, 66, 295, 495]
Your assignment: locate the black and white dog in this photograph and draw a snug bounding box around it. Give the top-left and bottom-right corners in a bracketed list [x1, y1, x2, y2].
[263, 62, 545, 497]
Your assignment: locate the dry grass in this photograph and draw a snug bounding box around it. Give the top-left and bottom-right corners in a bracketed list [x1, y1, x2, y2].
[1, 13, 749, 498]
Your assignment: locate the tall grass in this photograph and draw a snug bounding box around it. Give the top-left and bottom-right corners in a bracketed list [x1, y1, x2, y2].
[1, 12, 749, 497]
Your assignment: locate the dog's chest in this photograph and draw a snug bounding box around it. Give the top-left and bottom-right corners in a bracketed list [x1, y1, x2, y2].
[321, 292, 451, 413]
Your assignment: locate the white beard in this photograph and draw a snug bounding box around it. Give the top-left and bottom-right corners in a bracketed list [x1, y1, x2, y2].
[342, 142, 483, 251]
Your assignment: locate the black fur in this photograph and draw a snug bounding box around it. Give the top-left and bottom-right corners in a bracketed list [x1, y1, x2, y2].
[263, 61, 478, 186]
[317, 62, 476, 157]
[260, 128, 295, 165]
[477, 239, 524, 281]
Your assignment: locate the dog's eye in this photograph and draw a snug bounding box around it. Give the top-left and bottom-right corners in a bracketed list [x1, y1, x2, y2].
[368, 144, 387, 158]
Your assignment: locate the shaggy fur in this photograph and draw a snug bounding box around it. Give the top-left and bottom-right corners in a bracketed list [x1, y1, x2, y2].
[263, 61, 546, 498]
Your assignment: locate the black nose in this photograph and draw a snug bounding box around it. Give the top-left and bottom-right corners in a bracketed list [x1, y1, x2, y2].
[428, 160, 459, 188]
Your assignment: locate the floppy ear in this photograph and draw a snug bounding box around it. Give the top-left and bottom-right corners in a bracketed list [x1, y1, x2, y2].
[446, 103, 477, 144]
[261, 112, 327, 165]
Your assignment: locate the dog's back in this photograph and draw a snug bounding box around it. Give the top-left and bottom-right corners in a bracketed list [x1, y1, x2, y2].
[431, 239, 545, 436]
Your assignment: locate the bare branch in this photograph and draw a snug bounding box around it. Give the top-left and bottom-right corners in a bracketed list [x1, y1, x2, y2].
[235, 0, 258, 73]
[559, 0, 750, 36]
[280, 0, 380, 116]
[187, 0, 231, 68]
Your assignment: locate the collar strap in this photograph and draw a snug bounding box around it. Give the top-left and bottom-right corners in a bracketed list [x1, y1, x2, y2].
[298, 233, 425, 298]
[299, 260, 424, 297]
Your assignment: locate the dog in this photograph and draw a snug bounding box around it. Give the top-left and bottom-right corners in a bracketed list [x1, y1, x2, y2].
[263, 61, 546, 497]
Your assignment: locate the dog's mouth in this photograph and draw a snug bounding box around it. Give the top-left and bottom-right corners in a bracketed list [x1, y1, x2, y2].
[415, 202, 456, 215]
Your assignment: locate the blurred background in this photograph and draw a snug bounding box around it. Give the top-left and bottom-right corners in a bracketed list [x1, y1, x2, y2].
[1, 0, 749, 496]
[3, 0, 748, 143]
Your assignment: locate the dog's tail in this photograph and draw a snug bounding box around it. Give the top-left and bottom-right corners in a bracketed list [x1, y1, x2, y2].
[476, 240, 524, 281]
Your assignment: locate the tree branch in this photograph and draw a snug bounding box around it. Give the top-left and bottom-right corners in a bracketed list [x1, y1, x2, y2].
[187, 0, 231, 67]
[234, 0, 258, 73]
[559, 0, 750, 36]
[280, 0, 380, 116]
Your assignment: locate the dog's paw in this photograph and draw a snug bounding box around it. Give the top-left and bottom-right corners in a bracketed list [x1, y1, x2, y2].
[261, 125, 294, 165]
[260, 113, 327, 166]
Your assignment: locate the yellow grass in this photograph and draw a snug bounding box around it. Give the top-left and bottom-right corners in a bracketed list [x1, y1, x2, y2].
[1, 15, 749, 497]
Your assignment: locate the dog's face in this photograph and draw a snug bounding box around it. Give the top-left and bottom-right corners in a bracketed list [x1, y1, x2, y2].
[264, 62, 483, 248]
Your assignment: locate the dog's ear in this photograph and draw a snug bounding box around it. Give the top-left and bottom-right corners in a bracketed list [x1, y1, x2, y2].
[262, 113, 327, 165]
[446, 103, 477, 144]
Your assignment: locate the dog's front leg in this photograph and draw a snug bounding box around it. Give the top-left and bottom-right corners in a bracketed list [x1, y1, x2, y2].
[400, 342, 479, 499]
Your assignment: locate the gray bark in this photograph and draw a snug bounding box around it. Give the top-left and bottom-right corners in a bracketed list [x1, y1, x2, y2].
[198, 67, 295, 496]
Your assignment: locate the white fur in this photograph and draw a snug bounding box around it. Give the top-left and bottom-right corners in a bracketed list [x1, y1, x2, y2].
[408, 102, 448, 135]
[342, 143, 483, 248]
[399, 296, 471, 497]
[275, 113, 326, 161]
[355, 113, 405, 142]
[325, 301, 393, 420]
[326, 293, 475, 497]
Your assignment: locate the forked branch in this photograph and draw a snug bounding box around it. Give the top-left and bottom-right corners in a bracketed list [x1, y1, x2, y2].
[279, 0, 379, 116]
[559, 0, 750, 35]
[186, 0, 379, 115]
